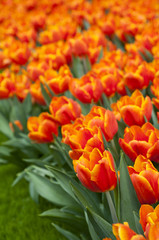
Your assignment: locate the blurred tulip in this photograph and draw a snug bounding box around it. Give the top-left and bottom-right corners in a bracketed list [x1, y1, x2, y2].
[128, 155, 159, 204]
[49, 96, 81, 125]
[27, 112, 58, 143]
[111, 90, 152, 126]
[119, 122, 159, 162]
[74, 148, 117, 192]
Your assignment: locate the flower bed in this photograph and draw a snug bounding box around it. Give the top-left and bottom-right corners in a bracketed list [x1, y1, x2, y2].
[0, 0, 159, 239]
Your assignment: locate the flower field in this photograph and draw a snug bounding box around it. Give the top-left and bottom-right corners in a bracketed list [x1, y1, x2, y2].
[1, 0, 159, 239]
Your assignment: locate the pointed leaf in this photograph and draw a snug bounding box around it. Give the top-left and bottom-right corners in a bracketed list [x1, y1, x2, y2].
[52, 223, 81, 240]
[40, 208, 86, 232]
[133, 211, 144, 235]
[47, 166, 78, 201]
[86, 208, 115, 240]
[40, 82, 52, 106]
[0, 113, 13, 138]
[27, 172, 76, 206]
[70, 181, 102, 216]
[119, 153, 141, 231]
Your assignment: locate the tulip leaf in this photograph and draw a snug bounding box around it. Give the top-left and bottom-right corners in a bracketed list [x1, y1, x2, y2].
[27, 172, 76, 206]
[85, 211, 101, 240]
[71, 56, 85, 78]
[0, 113, 13, 138]
[47, 166, 78, 201]
[151, 106, 159, 129]
[101, 93, 111, 110]
[85, 208, 115, 240]
[52, 223, 81, 240]
[40, 208, 87, 232]
[22, 93, 32, 116]
[29, 181, 39, 203]
[119, 152, 141, 231]
[97, 47, 103, 63]
[70, 181, 102, 216]
[111, 34, 125, 52]
[133, 211, 144, 235]
[40, 82, 52, 107]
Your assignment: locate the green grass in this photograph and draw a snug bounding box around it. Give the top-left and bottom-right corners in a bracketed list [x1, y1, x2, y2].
[0, 164, 66, 240]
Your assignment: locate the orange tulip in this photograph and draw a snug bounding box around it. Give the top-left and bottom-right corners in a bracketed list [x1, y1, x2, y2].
[84, 106, 118, 141]
[9, 120, 23, 132]
[128, 155, 159, 204]
[49, 96, 81, 125]
[140, 204, 159, 240]
[0, 74, 16, 99]
[69, 72, 103, 103]
[112, 222, 146, 240]
[27, 112, 58, 143]
[119, 122, 159, 162]
[62, 122, 104, 161]
[111, 90, 152, 126]
[124, 62, 154, 90]
[74, 148, 117, 192]
[30, 80, 46, 105]
[40, 65, 72, 95]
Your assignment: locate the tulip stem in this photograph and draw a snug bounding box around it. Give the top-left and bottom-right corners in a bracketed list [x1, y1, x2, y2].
[105, 191, 118, 223]
[111, 138, 119, 160]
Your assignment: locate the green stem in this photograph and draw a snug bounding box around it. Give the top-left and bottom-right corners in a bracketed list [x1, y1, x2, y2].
[111, 138, 119, 160]
[105, 191, 118, 223]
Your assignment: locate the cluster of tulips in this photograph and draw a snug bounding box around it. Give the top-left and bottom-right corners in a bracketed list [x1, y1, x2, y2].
[1, 0, 159, 239]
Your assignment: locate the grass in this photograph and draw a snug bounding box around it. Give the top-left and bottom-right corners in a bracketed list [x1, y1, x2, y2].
[0, 164, 66, 240]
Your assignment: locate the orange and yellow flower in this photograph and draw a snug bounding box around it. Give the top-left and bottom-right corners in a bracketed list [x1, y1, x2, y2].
[128, 155, 159, 204]
[74, 148, 117, 192]
[27, 112, 58, 143]
[69, 72, 103, 103]
[119, 122, 159, 162]
[111, 90, 152, 126]
[49, 96, 81, 125]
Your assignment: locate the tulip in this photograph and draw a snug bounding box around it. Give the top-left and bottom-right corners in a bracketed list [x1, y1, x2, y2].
[140, 204, 159, 239]
[69, 72, 103, 103]
[74, 148, 117, 192]
[119, 122, 159, 162]
[128, 155, 159, 204]
[84, 106, 118, 141]
[112, 222, 146, 240]
[27, 112, 58, 143]
[49, 96, 81, 125]
[111, 90, 152, 126]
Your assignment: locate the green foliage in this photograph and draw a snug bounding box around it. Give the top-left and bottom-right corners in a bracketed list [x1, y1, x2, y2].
[0, 164, 66, 240]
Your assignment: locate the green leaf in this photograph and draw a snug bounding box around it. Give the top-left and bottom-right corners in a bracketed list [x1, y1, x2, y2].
[27, 171, 75, 206]
[40, 208, 86, 232]
[82, 56, 91, 73]
[22, 93, 32, 116]
[52, 223, 81, 240]
[47, 166, 77, 201]
[0, 113, 13, 138]
[151, 106, 158, 129]
[10, 96, 27, 129]
[0, 146, 13, 156]
[111, 34, 125, 52]
[40, 82, 52, 107]
[97, 47, 103, 63]
[133, 211, 144, 235]
[85, 208, 115, 240]
[85, 211, 101, 240]
[70, 181, 102, 216]
[119, 152, 141, 231]
[12, 170, 26, 187]
[101, 93, 111, 110]
[83, 20, 90, 30]
[71, 56, 85, 78]
[29, 181, 39, 203]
